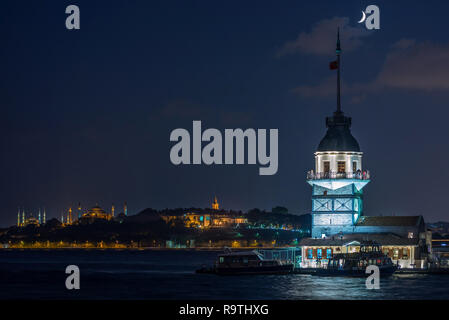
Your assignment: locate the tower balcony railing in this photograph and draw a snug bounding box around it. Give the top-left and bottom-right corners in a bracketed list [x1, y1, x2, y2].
[307, 170, 371, 180]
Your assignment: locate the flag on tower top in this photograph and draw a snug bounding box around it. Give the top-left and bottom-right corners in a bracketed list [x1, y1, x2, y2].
[329, 60, 338, 70]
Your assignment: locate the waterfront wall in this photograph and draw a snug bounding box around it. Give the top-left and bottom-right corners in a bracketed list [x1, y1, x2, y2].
[1, 239, 297, 249]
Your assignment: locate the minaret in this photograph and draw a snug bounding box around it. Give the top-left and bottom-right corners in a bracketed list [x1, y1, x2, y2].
[307, 30, 370, 238]
[38, 208, 42, 224]
[68, 207, 72, 224]
[22, 209, 25, 225]
[111, 204, 115, 217]
[43, 208, 46, 224]
[17, 207, 21, 227]
[124, 202, 128, 216]
[61, 213, 65, 225]
[78, 202, 82, 219]
[212, 196, 219, 210]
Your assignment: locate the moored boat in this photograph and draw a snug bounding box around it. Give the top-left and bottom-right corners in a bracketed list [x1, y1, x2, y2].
[196, 248, 294, 275]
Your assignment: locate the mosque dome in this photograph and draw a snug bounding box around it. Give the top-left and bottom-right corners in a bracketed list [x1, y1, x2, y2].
[82, 205, 112, 220]
[87, 205, 107, 216]
[317, 111, 360, 152]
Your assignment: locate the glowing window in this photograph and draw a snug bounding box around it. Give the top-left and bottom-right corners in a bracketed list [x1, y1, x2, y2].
[326, 249, 332, 259]
[393, 249, 399, 260]
[323, 161, 330, 173]
[337, 161, 346, 173]
[402, 248, 408, 259]
[307, 249, 313, 259]
[317, 248, 322, 259]
[352, 161, 357, 172]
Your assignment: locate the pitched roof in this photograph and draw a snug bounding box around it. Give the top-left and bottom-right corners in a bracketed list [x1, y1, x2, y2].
[355, 215, 423, 227]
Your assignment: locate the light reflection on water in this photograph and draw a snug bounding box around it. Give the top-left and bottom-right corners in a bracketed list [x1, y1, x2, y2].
[0, 249, 449, 299]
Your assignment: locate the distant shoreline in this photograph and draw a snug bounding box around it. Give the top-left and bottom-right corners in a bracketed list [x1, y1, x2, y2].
[0, 246, 293, 251]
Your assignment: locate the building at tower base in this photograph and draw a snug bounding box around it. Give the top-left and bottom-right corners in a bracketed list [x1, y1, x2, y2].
[299, 228, 431, 270]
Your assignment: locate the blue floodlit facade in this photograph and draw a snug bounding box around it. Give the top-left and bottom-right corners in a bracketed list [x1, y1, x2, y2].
[308, 174, 370, 238]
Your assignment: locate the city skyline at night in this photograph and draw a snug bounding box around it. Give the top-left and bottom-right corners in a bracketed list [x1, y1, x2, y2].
[3, 0, 449, 306]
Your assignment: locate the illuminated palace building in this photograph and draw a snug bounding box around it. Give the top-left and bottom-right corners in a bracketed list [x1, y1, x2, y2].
[161, 197, 248, 228]
[299, 33, 430, 269]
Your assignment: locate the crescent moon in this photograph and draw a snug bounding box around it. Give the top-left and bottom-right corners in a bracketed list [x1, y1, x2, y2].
[358, 11, 366, 23]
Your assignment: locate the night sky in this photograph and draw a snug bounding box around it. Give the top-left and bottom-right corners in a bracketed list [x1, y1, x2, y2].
[1, 0, 449, 227]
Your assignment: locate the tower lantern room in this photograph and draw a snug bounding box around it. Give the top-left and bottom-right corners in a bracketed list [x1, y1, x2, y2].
[307, 30, 370, 238]
[314, 111, 363, 177]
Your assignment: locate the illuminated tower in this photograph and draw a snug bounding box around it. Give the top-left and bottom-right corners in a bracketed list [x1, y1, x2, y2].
[43, 208, 46, 224]
[68, 207, 73, 225]
[212, 196, 219, 210]
[22, 209, 25, 225]
[124, 202, 128, 216]
[307, 30, 370, 238]
[38, 208, 41, 224]
[17, 207, 20, 227]
[61, 213, 65, 225]
[111, 204, 115, 217]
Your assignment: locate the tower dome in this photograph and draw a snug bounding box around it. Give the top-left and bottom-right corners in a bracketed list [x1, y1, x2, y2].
[317, 111, 360, 152]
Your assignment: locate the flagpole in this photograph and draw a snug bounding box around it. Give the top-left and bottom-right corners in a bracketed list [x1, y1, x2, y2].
[336, 28, 341, 114]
